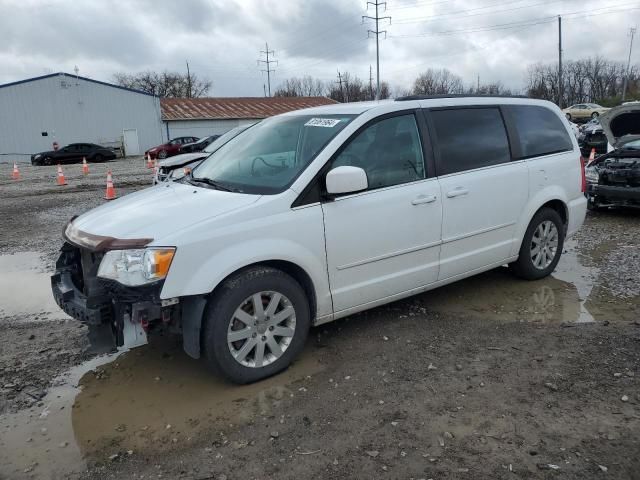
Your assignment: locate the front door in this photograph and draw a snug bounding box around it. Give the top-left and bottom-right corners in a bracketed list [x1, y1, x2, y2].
[428, 107, 529, 280]
[322, 112, 442, 313]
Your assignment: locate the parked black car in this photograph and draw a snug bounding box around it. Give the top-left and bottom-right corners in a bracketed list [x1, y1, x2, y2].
[179, 135, 220, 153]
[31, 143, 116, 166]
[585, 104, 640, 210]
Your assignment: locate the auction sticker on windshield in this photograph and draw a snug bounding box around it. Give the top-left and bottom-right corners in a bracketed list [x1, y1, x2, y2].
[305, 118, 341, 128]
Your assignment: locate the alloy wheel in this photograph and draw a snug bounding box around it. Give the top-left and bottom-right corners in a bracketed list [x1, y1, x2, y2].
[530, 220, 559, 270]
[227, 291, 296, 368]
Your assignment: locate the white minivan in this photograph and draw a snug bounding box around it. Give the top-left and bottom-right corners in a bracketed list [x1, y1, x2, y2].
[52, 96, 587, 383]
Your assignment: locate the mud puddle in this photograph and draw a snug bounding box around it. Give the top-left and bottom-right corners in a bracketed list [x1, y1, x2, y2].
[0, 337, 323, 480]
[410, 239, 608, 325]
[0, 252, 68, 320]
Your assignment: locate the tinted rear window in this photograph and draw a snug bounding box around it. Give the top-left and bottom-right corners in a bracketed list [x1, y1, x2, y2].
[508, 105, 573, 158]
[431, 108, 511, 175]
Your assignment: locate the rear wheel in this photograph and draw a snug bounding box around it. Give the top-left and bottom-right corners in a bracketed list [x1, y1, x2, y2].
[510, 208, 564, 280]
[202, 266, 310, 384]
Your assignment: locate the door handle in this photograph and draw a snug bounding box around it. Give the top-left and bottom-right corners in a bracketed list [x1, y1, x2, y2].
[446, 187, 469, 198]
[411, 194, 437, 205]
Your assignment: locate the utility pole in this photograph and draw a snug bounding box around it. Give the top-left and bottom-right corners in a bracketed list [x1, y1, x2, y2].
[477, 74, 480, 93]
[558, 16, 563, 108]
[336, 70, 345, 103]
[185, 60, 191, 98]
[369, 65, 374, 100]
[622, 27, 637, 102]
[258, 42, 277, 97]
[363, 1, 391, 100]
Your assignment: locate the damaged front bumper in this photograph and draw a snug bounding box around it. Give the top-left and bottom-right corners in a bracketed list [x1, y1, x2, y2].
[51, 243, 167, 353]
[587, 183, 640, 207]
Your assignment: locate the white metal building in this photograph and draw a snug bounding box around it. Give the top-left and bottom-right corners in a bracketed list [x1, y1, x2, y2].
[0, 72, 164, 163]
[160, 97, 338, 139]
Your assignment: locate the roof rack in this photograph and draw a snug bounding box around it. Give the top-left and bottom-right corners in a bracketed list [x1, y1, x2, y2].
[395, 94, 529, 101]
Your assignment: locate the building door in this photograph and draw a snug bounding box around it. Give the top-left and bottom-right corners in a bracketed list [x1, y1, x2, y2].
[123, 129, 140, 156]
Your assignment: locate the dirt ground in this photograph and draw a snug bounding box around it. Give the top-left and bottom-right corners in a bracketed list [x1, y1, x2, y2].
[0, 158, 639, 480]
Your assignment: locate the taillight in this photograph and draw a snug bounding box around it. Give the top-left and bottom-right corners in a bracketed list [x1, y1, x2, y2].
[580, 156, 586, 193]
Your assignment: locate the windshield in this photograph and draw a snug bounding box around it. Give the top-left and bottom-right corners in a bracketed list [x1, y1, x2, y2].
[622, 139, 640, 150]
[192, 114, 355, 194]
[203, 125, 255, 153]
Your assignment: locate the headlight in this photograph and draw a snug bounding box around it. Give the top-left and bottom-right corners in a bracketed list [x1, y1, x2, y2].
[34, 154, 42, 159]
[585, 166, 599, 184]
[97, 248, 175, 286]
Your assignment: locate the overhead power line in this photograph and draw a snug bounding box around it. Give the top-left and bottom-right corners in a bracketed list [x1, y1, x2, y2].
[363, 0, 391, 100]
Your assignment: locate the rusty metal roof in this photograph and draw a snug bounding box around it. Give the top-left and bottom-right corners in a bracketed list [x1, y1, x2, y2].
[161, 97, 338, 121]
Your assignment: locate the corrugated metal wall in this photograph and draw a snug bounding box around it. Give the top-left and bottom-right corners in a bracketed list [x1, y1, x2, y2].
[0, 74, 164, 163]
[166, 118, 259, 139]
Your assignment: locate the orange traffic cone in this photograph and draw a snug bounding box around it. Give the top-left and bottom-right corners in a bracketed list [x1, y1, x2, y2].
[82, 157, 89, 175]
[104, 170, 116, 200]
[146, 154, 153, 169]
[587, 147, 596, 165]
[11, 163, 20, 180]
[56, 165, 67, 186]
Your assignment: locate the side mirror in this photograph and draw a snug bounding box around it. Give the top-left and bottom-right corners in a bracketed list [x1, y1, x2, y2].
[325, 166, 368, 195]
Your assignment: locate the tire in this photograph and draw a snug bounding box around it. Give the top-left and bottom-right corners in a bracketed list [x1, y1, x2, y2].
[591, 112, 599, 119]
[43, 156, 53, 166]
[93, 153, 103, 163]
[158, 150, 168, 159]
[202, 266, 311, 384]
[565, 113, 571, 120]
[510, 208, 565, 280]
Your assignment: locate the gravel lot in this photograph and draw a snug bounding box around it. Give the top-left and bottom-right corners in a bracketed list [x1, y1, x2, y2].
[0, 158, 638, 480]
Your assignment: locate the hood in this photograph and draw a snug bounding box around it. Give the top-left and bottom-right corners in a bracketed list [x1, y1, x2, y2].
[158, 152, 208, 169]
[71, 182, 260, 242]
[147, 144, 168, 152]
[33, 150, 55, 157]
[600, 104, 640, 148]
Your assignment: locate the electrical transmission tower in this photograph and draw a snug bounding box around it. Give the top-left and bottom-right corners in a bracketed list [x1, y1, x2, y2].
[363, 1, 390, 100]
[622, 27, 637, 102]
[258, 42, 277, 97]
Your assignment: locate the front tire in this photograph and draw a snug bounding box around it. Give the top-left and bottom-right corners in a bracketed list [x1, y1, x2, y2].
[591, 112, 599, 119]
[510, 208, 564, 280]
[565, 113, 572, 120]
[158, 150, 168, 159]
[202, 266, 310, 384]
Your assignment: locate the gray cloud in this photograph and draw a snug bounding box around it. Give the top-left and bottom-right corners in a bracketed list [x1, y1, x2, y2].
[0, 0, 638, 96]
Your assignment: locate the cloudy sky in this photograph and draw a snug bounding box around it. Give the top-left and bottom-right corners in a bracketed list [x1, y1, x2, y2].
[1, 0, 639, 96]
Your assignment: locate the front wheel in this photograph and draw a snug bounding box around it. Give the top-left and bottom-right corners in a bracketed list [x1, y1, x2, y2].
[591, 112, 599, 119]
[158, 150, 168, 159]
[202, 266, 310, 384]
[93, 153, 103, 163]
[565, 113, 572, 120]
[510, 208, 565, 280]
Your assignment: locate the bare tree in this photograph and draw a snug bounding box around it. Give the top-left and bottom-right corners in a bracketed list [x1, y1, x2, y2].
[274, 76, 327, 97]
[412, 69, 464, 96]
[113, 70, 212, 98]
[525, 57, 640, 105]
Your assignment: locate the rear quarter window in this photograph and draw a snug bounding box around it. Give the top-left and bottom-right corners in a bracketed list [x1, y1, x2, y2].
[508, 105, 573, 159]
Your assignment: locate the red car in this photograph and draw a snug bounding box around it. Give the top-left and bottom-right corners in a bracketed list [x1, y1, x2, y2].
[145, 136, 199, 159]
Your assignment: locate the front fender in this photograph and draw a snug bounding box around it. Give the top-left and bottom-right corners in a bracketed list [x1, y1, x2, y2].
[160, 205, 332, 318]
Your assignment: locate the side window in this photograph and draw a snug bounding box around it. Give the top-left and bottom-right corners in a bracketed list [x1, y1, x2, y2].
[332, 114, 425, 190]
[508, 105, 573, 159]
[431, 108, 511, 175]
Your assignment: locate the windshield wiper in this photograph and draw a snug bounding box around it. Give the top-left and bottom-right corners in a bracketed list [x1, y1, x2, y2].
[189, 176, 233, 192]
